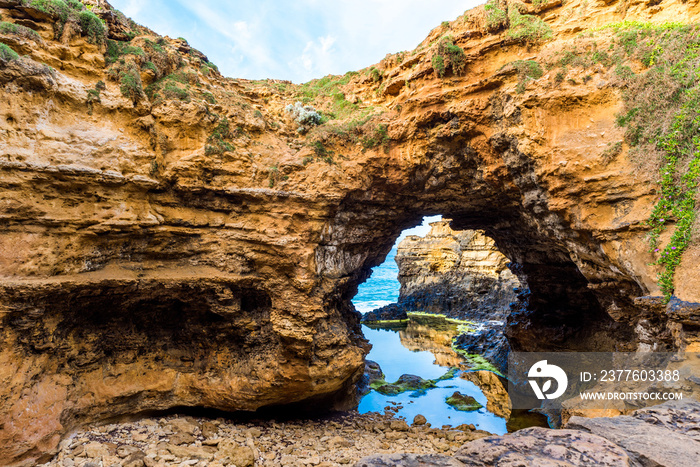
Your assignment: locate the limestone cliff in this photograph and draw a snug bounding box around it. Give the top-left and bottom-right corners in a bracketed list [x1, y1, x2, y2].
[395, 220, 520, 321]
[2, 0, 700, 463]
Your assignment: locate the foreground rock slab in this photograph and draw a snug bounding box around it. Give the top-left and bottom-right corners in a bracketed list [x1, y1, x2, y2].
[567, 400, 700, 467]
[356, 400, 700, 467]
[356, 428, 631, 467]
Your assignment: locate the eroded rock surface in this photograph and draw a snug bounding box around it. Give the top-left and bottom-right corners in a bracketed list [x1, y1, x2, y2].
[394, 221, 519, 321]
[357, 400, 700, 467]
[567, 400, 700, 467]
[2, 0, 700, 463]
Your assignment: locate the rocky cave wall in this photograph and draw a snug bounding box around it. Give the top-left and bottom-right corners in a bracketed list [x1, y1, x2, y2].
[2, 0, 700, 464]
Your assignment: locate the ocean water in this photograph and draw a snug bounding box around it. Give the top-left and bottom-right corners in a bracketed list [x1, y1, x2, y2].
[352, 215, 441, 314]
[352, 247, 400, 313]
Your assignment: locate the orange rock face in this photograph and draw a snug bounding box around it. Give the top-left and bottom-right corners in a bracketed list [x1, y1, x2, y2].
[1, 0, 700, 464]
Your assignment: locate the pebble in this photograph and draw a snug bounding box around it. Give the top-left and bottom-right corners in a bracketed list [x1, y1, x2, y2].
[37, 412, 487, 467]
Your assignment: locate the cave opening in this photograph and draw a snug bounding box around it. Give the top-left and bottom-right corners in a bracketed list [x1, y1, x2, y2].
[350, 214, 542, 432]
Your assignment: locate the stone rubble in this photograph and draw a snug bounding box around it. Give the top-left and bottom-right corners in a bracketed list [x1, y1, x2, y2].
[38, 411, 491, 467]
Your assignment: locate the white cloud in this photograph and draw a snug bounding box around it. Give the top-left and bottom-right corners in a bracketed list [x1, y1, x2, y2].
[296, 35, 337, 80]
[108, 0, 484, 83]
[118, 0, 144, 17]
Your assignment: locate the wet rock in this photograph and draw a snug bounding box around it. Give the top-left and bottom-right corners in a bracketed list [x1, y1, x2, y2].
[362, 305, 408, 323]
[452, 326, 510, 374]
[372, 374, 436, 395]
[460, 371, 510, 419]
[412, 414, 427, 426]
[445, 392, 482, 411]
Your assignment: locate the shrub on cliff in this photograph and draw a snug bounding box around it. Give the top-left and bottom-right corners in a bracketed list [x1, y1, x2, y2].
[285, 101, 323, 133]
[0, 42, 19, 62]
[205, 117, 235, 156]
[0, 21, 42, 41]
[484, 0, 507, 32]
[361, 123, 390, 152]
[296, 72, 360, 121]
[117, 63, 144, 103]
[23, 0, 106, 43]
[78, 10, 106, 44]
[507, 6, 552, 45]
[511, 59, 543, 93]
[609, 22, 700, 299]
[431, 36, 466, 78]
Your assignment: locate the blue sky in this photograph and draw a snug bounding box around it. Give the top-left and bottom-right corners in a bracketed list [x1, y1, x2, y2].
[109, 0, 482, 83]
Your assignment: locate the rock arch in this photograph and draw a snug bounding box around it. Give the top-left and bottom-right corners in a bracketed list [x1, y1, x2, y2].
[2, 0, 700, 464]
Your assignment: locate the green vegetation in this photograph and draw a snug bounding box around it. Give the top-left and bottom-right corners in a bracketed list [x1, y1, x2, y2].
[431, 35, 466, 78]
[25, 0, 107, 43]
[310, 140, 334, 164]
[78, 10, 105, 44]
[144, 72, 196, 103]
[507, 6, 553, 44]
[445, 391, 483, 411]
[606, 22, 700, 299]
[436, 367, 459, 381]
[161, 81, 189, 102]
[510, 59, 543, 93]
[0, 42, 19, 61]
[484, 0, 507, 31]
[451, 344, 502, 374]
[202, 91, 215, 104]
[532, 21, 700, 298]
[86, 81, 103, 115]
[142, 61, 157, 73]
[0, 21, 41, 41]
[554, 69, 565, 85]
[407, 311, 476, 327]
[286, 101, 323, 133]
[106, 39, 144, 65]
[205, 117, 235, 156]
[361, 123, 389, 151]
[296, 72, 360, 121]
[601, 141, 623, 163]
[367, 66, 382, 83]
[370, 374, 437, 396]
[268, 165, 279, 188]
[118, 63, 143, 103]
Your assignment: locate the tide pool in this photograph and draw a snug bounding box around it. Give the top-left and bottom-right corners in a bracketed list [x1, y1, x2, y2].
[358, 321, 508, 434]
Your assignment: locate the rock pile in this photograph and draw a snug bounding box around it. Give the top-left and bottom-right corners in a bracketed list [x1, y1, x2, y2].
[39, 411, 491, 467]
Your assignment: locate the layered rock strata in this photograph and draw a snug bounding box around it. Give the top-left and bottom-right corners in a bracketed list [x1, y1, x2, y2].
[1, 0, 700, 463]
[393, 220, 520, 321]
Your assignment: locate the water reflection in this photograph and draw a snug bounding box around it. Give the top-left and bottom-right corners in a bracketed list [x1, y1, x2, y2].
[359, 315, 548, 434]
[360, 316, 508, 433]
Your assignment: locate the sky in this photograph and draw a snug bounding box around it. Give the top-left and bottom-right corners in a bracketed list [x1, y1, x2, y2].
[109, 0, 483, 83]
[397, 215, 442, 243]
